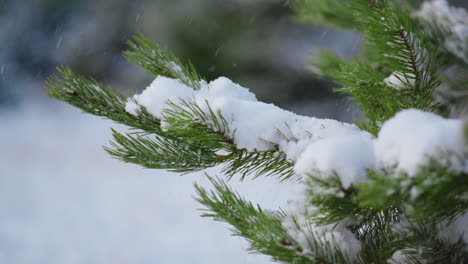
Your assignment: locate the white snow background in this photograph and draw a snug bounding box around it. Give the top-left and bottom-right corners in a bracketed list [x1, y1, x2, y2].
[0, 100, 301, 264]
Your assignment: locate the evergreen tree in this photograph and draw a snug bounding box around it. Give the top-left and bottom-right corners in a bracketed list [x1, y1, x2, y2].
[46, 0, 468, 263]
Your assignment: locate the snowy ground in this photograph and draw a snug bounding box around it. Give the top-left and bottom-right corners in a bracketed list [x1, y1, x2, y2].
[0, 101, 301, 264]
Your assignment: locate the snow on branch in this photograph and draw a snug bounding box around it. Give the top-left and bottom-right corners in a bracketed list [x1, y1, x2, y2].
[126, 74, 467, 184]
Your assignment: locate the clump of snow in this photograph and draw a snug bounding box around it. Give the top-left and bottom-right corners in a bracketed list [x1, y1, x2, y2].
[375, 109, 466, 175]
[126, 76, 365, 154]
[205, 76, 257, 101]
[414, 0, 468, 63]
[125, 76, 194, 117]
[384, 72, 415, 90]
[294, 134, 377, 188]
[208, 99, 297, 151]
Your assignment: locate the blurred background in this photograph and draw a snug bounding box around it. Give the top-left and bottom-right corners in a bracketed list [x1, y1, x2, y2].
[0, 0, 364, 263]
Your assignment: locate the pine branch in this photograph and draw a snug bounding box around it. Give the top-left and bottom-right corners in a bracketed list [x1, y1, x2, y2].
[332, 61, 402, 134]
[105, 129, 220, 172]
[358, 0, 440, 103]
[194, 176, 350, 264]
[353, 209, 402, 264]
[45, 66, 162, 134]
[223, 149, 294, 181]
[327, 0, 441, 133]
[123, 33, 205, 90]
[162, 97, 296, 180]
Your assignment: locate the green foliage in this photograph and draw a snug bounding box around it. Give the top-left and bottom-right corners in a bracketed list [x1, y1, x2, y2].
[105, 129, 220, 172]
[337, 0, 440, 133]
[46, 66, 162, 134]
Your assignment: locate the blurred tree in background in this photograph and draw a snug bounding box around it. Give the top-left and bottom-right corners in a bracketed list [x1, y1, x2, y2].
[0, 0, 363, 120]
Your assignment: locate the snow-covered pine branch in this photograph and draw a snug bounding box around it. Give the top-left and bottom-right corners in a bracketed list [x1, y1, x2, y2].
[46, 0, 468, 263]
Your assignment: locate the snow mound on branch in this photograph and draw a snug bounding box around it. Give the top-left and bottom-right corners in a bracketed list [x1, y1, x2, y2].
[294, 135, 376, 189]
[414, 0, 468, 63]
[205, 76, 257, 101]
[125, 76, 194, 117]
[126, 75, 365, 152]
[126, 76, 257, 118]
[126, 76, 467, 183]
[375, 109, 466, 175]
